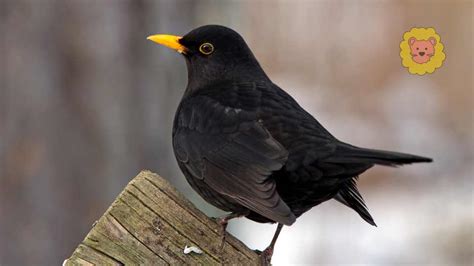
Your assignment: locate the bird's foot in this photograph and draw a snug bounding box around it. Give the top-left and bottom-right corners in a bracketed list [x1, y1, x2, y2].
[259, 246, 274, 266]
[215, 214, 233, 250]
[258, 223, 282, 265]
[216, 216, 229, 226]
[217, 218, 228, 250]
[214, 211, 249, 250]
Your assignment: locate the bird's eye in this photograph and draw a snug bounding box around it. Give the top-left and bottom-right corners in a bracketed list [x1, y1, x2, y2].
[199, 43, 214, 55]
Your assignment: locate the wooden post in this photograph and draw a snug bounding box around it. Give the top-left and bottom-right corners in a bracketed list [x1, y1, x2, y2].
[65, 170, 260, 265]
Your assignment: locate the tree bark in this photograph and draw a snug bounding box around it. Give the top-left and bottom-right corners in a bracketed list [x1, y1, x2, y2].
[64, 171, 260, 265]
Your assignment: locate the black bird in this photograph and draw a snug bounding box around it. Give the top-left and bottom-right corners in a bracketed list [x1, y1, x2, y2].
[147, 25, 432, 262]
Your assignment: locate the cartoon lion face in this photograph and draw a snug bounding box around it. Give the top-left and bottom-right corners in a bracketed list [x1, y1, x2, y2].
[400, 27, 446, 75]
[409, 37, 436, 64]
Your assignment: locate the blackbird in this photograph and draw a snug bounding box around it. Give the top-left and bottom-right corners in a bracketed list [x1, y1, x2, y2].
[147, 25, 432, 262]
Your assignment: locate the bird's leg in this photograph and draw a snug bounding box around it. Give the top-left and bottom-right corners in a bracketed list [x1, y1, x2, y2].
[216, 211, 249, 250]
[260, 223, 284, 265]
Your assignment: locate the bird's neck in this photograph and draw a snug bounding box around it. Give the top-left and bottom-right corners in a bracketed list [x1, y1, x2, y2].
[184, 57, 270, 97]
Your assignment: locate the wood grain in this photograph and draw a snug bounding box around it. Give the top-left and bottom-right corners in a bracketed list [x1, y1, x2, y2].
[65, 170, 260, 265]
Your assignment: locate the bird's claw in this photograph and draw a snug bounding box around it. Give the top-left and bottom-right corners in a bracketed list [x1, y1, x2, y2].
[259, 246, 274, 265]
[217, 218, 228, 250]
[219, 235, 226, 250]
[217, 217, 228, 226]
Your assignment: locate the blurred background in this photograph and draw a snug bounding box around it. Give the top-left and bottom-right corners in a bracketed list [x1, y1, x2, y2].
[1, 0, 472, 265]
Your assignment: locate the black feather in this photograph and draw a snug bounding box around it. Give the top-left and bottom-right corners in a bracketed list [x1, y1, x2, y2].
[334, 179, 376, 226]
[167, 25, 432, 227]
[328, 144, 433, 166]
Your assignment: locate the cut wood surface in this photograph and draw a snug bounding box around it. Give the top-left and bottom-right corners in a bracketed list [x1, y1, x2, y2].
[65, 170, 260, 265]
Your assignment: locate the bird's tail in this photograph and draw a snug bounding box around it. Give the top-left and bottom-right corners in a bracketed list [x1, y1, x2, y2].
[334, 179, 376, 226]
[329, 144, 433, 166]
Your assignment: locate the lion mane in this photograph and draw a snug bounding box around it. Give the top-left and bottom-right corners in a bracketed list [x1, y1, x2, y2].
[400, 27, 446, 75]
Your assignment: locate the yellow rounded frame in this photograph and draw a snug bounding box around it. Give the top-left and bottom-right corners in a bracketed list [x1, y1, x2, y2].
[400, 27, 446, 75]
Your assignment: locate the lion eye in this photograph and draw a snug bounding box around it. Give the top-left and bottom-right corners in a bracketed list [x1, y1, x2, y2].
[416, 47, 419, 50]
[425, 47, 427, 50]
[199, 43, 214, 55]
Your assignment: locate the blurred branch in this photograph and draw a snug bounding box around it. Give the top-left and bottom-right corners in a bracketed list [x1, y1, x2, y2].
[64, 171, 260, 265]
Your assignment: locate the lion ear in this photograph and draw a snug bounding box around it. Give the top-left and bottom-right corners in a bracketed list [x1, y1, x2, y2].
[409, 37, 417, 46]
[428, 37, 437, 46]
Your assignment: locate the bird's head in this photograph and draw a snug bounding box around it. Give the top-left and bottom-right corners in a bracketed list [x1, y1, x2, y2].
[147, 25, 268, 92]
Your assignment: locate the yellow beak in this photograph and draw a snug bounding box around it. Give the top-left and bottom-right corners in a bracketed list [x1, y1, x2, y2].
[147, 34, 186, 54]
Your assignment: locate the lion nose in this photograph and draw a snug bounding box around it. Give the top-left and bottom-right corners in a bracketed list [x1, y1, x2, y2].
[419, 52, 425, 56]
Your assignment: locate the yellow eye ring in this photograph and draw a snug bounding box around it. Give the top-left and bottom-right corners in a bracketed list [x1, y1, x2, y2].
[199, 43, 214, 55]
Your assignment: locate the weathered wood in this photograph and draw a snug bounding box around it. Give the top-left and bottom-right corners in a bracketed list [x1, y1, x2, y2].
[65, 170, 260, 265]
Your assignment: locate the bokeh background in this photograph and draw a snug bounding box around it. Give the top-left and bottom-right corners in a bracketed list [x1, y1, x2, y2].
[1, 0, 472, 265]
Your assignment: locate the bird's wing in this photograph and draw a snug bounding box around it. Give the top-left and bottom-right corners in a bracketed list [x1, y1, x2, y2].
[173, 92, 296, 225]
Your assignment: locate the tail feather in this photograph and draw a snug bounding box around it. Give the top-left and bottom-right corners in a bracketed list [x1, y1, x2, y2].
[335, 179, 376, 226]
[329, 144, 433, 166]
[331, 144, 431, 225]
